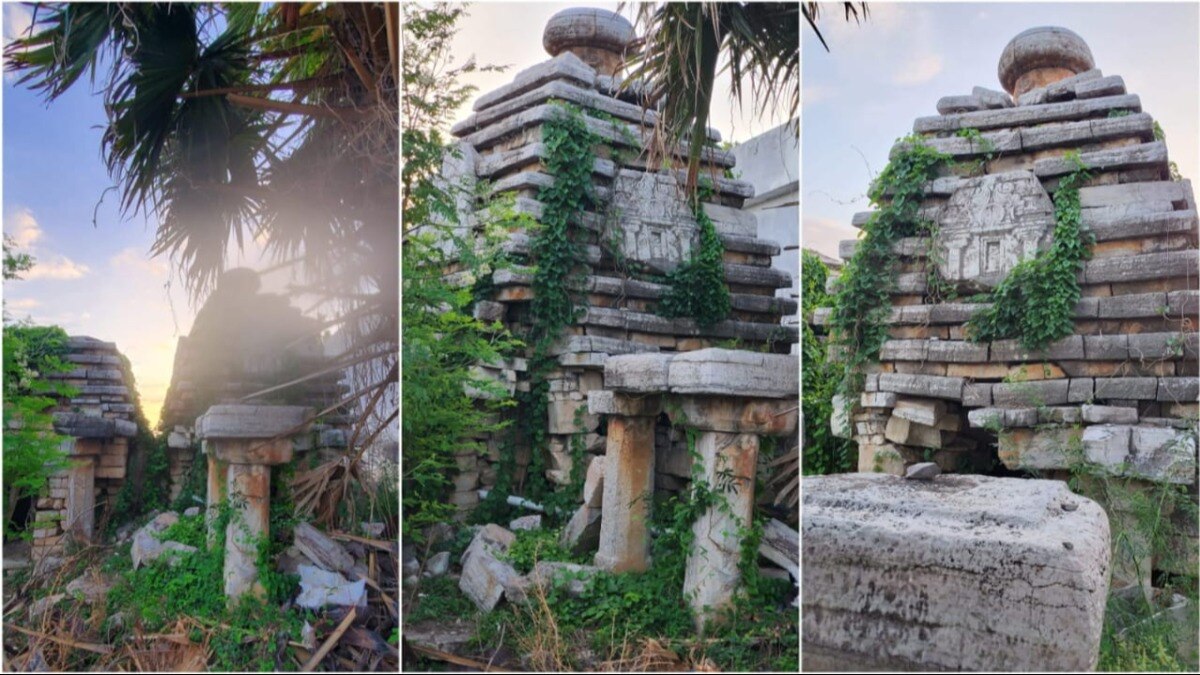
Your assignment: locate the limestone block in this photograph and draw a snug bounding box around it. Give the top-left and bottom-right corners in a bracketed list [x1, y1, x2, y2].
[759, 518, 798, 579]
[992, 379, 1070, 407]
[962, 383, 993, 407]
[604, 353, 673, 393]
[892, 399, 946, 427]
[207, 438, 293, 466]
[1129, 426, 1197, 484]
[196, 404, 311, 440]
[877, 373, 964, 401]
[587, 390, 661, 417]
[1075, 75, 1126, 100]
[1082, 424, 1132, 465]
[915, 93, 1140, 133]
[1083, 250, 1195, 284]
[972, 86, 1013, 109]
[561, 505, 602, 553]
[998, 427, 1082, 470]
[1069, 378, 1095, 403]
[860, 392, 897, 409]
[1157, 377, 1199, 403]
[582, 455, 605, 507]
[1082, 404, 1139, 424]
[1094, 377, 1158, 401]
[459, 525, 521, 612]
[293, 522, 355, 574]
[937, 94, 984, 114]
[666, 349, 798, 399]
[968, 407, 1038, 429]
[296, 565, 367, 610]
[547, 397, 600, 435]
[671, 396, 798, 436]
[884, 416, 943, 449]
[990, 335, 1084, 362]
[802, 473, 1110, 671]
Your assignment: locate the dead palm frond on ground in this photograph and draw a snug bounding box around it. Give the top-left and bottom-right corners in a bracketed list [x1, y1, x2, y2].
[6, 2, 399, 528]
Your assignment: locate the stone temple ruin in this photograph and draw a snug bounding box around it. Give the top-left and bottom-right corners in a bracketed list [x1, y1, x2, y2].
[438, 8, 799, 626]
[159, 268, 351, 503]
[26, 337, 142, 565]
[806, 27, 1198, 669]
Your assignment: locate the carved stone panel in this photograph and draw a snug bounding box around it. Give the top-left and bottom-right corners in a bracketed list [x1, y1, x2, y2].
[936, 170, 1055, 289]
[608, 169, 698, 270]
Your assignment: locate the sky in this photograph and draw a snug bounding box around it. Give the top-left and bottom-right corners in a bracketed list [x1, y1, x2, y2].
[803, 2, 1200, 261]
[443, 2, 790, 143]
[1, 4, 280, 427]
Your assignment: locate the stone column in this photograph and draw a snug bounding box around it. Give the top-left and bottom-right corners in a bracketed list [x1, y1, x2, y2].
[195, 404, 311, 602]
[590, 391, 661, 572]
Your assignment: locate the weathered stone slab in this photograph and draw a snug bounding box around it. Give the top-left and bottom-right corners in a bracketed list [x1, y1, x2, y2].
[1094, 377, 1159, 400]
[587, 391, 662, 417]
[195, 405, 311, 440]
[892, 399, 946, 427]
[936, 94, 984, 114]
[604, 353, 672, 393]
[860, 392, 897, 409]
[1084, 334, 1128, 360]
[968, 407, 1038, 429]
[802, 473, 1109, 671]
[1016, 68, 1101, 105]
[914, 93, 1140, 133]
[990, 336, 1085, 363]
[992, 379, 1070, 406]
[1168, 290, 1199, 317]
[1082, 404, 1139, 424]
[884, 416, 944, 448]
[471, 52, 595, 113]
[759, 518, 798, 579]
[1129, 332, 1198, 360]
[1082, 424, 1132, 465]
[962, 382, 992, 407]
[1078, 180, 1191, 208]
[1074, 75, 1126, 100]
[998, 427, 1081, 469]
[877, 373, 965, 401]
[666, 349, 797, 399]
[1019, 112, 1153, 151]
[459, 524, 520, 612]
[1034, 141, 1166, 178]
[294, 522, 355, 574]
[595, 416, 655, 572]
[1084, 250, 1196, 284]
[972, 86, 1013, 109]
[1158, 377, 1199, 403]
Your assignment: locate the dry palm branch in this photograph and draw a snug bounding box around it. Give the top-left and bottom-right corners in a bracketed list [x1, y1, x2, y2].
[6, 2, 400, 528]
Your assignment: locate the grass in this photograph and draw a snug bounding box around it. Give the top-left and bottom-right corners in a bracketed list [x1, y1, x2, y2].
[1098, 582, 1199, 671]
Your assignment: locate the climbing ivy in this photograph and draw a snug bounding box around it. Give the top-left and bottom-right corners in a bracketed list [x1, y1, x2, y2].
[967, 153, 1093, 349]
[801, 251, 855, 474]
[659, 182, 731, 327]
[828, 135, 950, 398]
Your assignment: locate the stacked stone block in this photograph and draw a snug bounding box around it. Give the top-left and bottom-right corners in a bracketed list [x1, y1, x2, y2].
[814, 26, 1198, 590]
[443, 8, 798, 511]
[32, 336, 141, 562]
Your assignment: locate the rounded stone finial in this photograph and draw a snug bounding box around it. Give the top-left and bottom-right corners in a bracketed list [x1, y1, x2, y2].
[543, 7, 635, 76]
[998, 26, 1095, 97]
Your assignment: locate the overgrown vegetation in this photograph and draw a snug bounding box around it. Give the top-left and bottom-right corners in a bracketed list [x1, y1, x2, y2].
[967, 154, 1094, 349]
[828, 135, 949, 397]
[801, 250, 854, 474]
[658, 183, 732, 328]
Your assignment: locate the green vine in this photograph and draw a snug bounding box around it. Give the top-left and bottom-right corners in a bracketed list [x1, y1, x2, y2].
[828, 135, 949, 398]
[967, 153, 1093, 349]
[658, 182, 731, 328]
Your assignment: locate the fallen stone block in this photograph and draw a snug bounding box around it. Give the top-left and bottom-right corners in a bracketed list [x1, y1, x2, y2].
[294, 522, 355, 575]
[509, 514, 542, 531]
[459, 525, 521, 612]
[561, 506, 601, 554]
[758, 518, 798, 579]
[425, 551, 450, 577]
[884, 415, 944, 448]
[296, 564, 367, 609]
[802, 473, 1110, 671]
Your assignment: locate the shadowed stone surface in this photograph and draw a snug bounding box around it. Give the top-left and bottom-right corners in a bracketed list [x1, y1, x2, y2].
[803, 473, 1110, 671]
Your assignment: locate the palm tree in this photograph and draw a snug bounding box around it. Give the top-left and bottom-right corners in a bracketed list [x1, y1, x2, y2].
[625, 2, 866, 192]
[6, 2, 399, 525]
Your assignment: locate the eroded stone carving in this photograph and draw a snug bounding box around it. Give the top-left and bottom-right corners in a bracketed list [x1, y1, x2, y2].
[936, 170, 1055, 289]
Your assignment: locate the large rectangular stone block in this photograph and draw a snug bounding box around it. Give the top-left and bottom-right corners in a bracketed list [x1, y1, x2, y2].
[802, 473, 1110, 671]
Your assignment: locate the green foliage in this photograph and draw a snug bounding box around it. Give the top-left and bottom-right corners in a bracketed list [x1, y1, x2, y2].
[967, 154, 1093, 349]
[2, 234, 33, 281]
[502, 527, 585, 575]
[659, 184, 732, 328]
[801, 251, 855, 474]
[2, 324, 76, 536]
[401, 7, 520, 542]
[828, 135, 949, 397]
[1099, 585, 1197, 671]
[405, 575, 478, 624]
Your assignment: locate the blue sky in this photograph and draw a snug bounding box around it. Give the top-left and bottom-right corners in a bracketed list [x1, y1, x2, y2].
[803, 2, 1200, 260]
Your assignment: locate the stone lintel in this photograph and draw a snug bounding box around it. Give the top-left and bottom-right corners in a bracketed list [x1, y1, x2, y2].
[666, 349, 798, 399]
[195, 404, 311, 440]
[587, 390, 662, 417]
[669, 396, 798, 436]
[206, 438, 294, 466]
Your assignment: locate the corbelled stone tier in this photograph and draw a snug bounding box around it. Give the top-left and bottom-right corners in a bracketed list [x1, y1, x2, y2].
[33, 336, 145, 563]
[440, 8, 798, 514]
[814, 28, 1198, 589]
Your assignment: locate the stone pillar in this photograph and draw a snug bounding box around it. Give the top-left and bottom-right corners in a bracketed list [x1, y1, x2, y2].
[64, 438, 103, 545]
[670, 395, 797, 630]
[195, 404, 311, 602]
[682, 431, 759, 624]
[591, 391, 661, 573]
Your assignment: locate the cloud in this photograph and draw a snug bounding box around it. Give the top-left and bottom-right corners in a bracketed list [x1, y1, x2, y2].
[802, 84, 835, 106]
[893, 53, 944, 86]
[802, 215, 859, 261]
[6, 297, 40, 310]
[5, 208, 90, 280]
[7, 208, 42, 248]
[23, 255, 90, 280]
[110, 247, 169, 278]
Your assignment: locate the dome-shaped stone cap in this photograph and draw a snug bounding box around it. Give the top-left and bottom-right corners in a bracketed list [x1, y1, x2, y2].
[543, 7, 635, 58]
[998, 26, 1095, 95]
